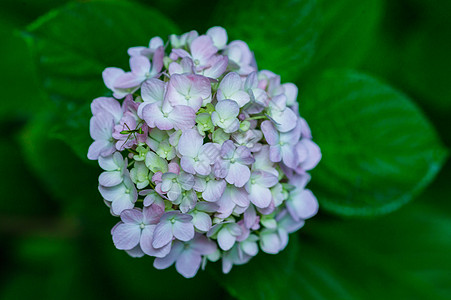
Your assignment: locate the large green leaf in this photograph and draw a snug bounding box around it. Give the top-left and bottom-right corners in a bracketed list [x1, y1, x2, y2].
[0, 120, 54, 215]
[301, 70, 447, 216]
[19, 108, 100, 217]
[102, 246, 225, 300]
[299, 0, 383, 81]
[23, 0, 180, 160]
[218, 194, 451, 299]
[361, 0, 451, 113]
[212, 0, 320, 82]
[1, 236, 101, 300]
[0, 21, 47, 120]
[0, 0, 69, 26]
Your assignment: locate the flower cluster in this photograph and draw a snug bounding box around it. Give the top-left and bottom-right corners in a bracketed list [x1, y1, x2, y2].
[88, 26, 321, 278]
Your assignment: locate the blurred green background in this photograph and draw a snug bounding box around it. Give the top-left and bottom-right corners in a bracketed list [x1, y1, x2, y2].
[0, 0, 450, 299]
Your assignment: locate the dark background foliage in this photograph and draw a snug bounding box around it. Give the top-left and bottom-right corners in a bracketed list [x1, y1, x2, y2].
[0, 0, 450, 299]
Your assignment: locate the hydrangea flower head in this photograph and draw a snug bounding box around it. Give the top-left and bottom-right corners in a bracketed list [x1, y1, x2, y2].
[89, 26, 321, 278]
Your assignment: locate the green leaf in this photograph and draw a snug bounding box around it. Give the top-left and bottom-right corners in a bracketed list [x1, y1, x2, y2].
[299, 0, 383, 80]
[23, 0, 180, 160]
[301, 69, 447, 216]
[212, 0, 320, 82]
[102, 247, 225, 300]
[19, 108, 100, 213]
[361, 0, 451, 113]
[219, 196, 451, 299]
[0, 22, 47, 120]
[1, 236, 103, 300]
[0, 120, 54, 215]
[0, 0, 69, 26]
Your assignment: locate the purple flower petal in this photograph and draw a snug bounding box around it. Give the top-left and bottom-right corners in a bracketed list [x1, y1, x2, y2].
[256, 171, 278, 188]
[242, 239, 258, 256]
[169, 105, 196, 130]
[226, 185, 249, 207]
[190, 234, 218, 255]
[259, 230, 282, 254]
[271, 108, 297, 133]
[142, 102, 172, 130]
[151, 46, 164, 75]
[130, 56, 150, 76]
[295, 141, 308, 164]
[173, 221, 195, 241]
[112, 223, 140, 250]
[292, 189, 319, 220]
[140, 225, 171, 257]
[141, 78, 166, 103]
[202, 178, 226, 202]
[165, 74, 210, 111]
[111, 196, 135, 216]
[178, 129, 203, 157]
[217, 228, 237, 251]
[180, 157, 196, 174]
[268, 145, 282, 163]
[120, 209, 143, 224]
[277, 210, 305, 233]
[114, 72, 144, 90]
[98, 152, 123, 171]
[90, 112, 114, 140]
[206, 26, 228, 50]
[99, 171, 122, 187]
[215, 99, 240, 120]
[226, 163, 250, 187]
[127, 46, 147, 57]
[299, 139, 321, 171]
[190, 35, 217, 66]
[125, 244, 145, 258]
[218, 72, 241, 96]
[91, 97, 122, 123]
[244, 205, 258, 229]
[202, 55, 228, 79]
[175, 249, 202, 278]
[88, 139, 114, 160]
[191, 211, 212, 232]
[152, 221, 173, 248]
[102, 67, 124, 92]
[261, 120, 279, 145]
[281, 145, 298, 169]
[215, 194, 236, 218]
[154, 241, 184, 270]
[143, 205, 164, 224]
[299, 117, 312, 139]
[283, 83, 298, 106]
[248, 184, 272, 208]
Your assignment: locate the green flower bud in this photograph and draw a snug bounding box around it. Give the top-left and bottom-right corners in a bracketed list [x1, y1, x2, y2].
[212, 128, 230, 144]
[240, 120, 251, 132]
[196, 113, 214, 134]
[155, 139, 176, 160]
[163, 56, 173, 69]
[134, 144, 149, 161]
[260, 215, 277, 229]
